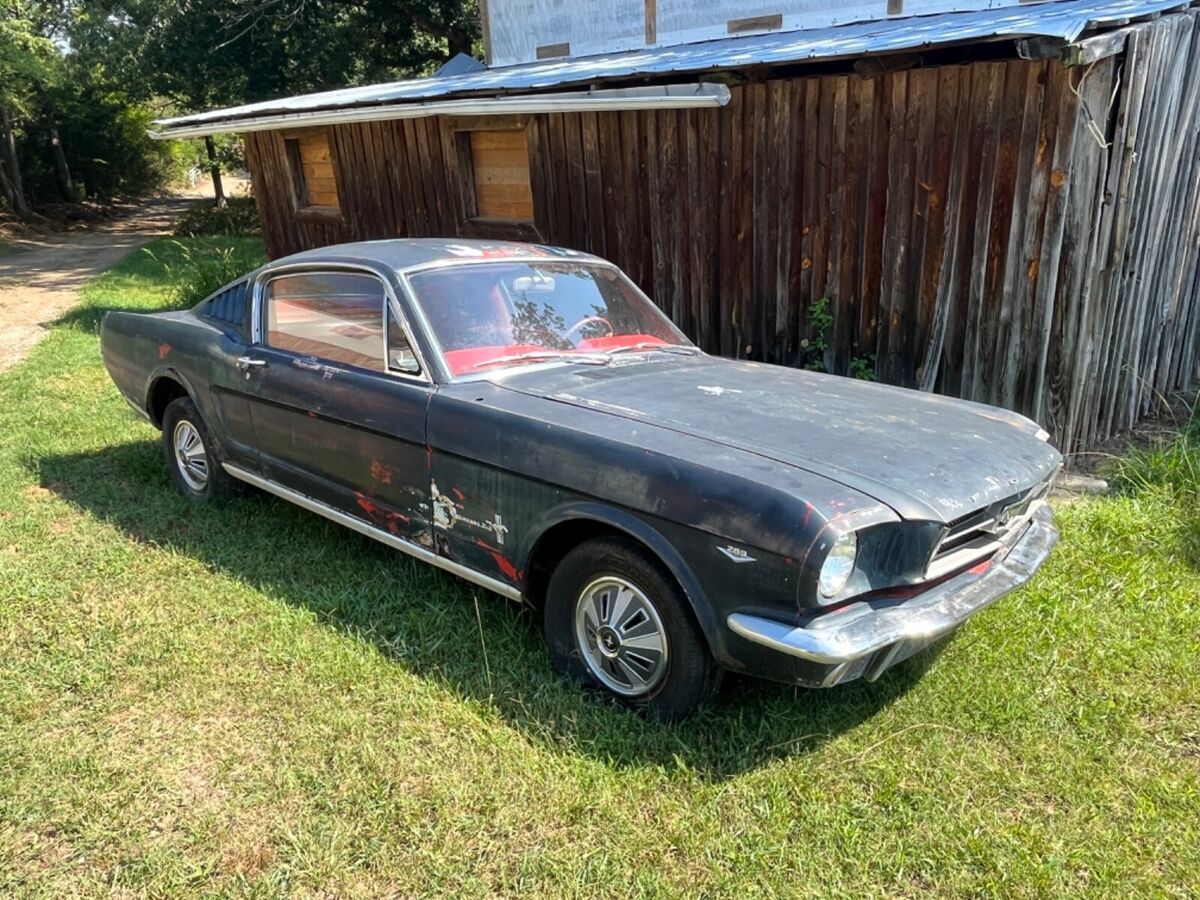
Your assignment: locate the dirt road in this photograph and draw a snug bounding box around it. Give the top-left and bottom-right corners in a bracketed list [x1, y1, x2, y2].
[0, 197, 199, 372]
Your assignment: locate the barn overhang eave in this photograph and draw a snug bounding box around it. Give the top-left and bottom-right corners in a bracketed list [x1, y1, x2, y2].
[148, 83, 730, 139]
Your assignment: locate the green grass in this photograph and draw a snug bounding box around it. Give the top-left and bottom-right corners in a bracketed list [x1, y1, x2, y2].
[1, 238, 1198, 897]
[0, 238, 12, 257]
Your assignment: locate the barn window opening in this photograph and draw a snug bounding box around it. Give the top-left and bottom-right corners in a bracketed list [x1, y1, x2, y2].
[283, 129, 340, 214]
[461, 127, 534, 222]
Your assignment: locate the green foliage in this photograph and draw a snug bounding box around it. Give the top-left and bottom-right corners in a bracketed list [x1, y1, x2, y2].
[19, 77, 178, 200]
[142, 237, 265, 308]
[803, 296, 832, 371]
[849, 352, 877, 381]
[4, 0, 484, 211]
[63, 0, 482, 109]
[173, 195, 260, 238]
[0, 1, 56, 109]
[1110, 407, 1200, 498]
[0, 238, 1198, 895]
[803, 298, 877, 379]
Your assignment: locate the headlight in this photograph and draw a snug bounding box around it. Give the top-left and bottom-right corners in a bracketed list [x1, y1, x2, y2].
[818, 531, 858, 598]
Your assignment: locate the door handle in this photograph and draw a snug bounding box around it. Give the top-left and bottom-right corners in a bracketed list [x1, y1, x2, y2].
[237, 356, 267, 369]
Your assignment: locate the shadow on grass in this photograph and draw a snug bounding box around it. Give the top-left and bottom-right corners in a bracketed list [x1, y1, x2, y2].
[32, 440, 945, 780]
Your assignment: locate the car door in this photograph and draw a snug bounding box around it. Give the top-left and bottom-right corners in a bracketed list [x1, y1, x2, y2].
[240, 266, 433, 547]
[198, 279, 263, 469]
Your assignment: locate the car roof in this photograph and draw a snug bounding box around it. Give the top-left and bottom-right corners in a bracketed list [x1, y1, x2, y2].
[266, 237, 604, 274]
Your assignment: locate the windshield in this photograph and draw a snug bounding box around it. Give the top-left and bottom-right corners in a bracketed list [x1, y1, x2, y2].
[406, 261, 695, 376]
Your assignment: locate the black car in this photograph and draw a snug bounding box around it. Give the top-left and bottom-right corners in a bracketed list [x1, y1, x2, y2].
[100, 239, 1061, 719]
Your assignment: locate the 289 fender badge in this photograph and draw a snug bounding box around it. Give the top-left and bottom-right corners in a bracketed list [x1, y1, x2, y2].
[718, 545, 756, 563]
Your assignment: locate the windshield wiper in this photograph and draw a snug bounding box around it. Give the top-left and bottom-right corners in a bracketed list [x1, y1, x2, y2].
[605, 342, 700, 356]
[471, 350, 611, 370]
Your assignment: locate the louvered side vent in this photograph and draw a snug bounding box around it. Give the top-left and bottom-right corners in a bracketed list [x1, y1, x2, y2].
[203, 282, 249, 329]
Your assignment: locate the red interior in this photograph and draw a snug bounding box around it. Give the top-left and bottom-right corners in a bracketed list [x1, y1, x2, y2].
[444, 334, 669, 375]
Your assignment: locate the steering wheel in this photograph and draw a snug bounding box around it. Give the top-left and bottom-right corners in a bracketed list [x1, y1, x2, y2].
[564, 315, 614, 342]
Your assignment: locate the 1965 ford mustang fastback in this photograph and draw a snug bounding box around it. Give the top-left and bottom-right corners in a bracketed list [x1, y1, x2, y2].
[100, 238, 1061, 719]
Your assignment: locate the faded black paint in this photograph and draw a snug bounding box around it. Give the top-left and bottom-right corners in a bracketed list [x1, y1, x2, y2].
[98, 238, 1063, 688]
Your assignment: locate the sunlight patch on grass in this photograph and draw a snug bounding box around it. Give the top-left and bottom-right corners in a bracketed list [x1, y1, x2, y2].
[0, 237, 1197, 896]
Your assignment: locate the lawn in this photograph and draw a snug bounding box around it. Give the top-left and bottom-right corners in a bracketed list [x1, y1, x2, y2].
[0, 238, 1197, 897]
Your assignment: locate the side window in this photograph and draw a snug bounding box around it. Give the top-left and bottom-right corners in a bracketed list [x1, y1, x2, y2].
[265, 272, 388, 372]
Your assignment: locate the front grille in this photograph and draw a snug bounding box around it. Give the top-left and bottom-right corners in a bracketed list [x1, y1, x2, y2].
[925, 478, 1052, 580]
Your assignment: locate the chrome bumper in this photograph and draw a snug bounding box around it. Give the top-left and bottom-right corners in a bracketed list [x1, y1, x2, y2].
[727, 504, 1058, 677]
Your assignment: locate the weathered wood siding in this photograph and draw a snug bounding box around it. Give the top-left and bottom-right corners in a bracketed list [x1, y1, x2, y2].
[244, 10, 1200, 456]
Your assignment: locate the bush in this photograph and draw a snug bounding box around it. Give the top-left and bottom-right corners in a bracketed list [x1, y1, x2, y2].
[143, 238, 266, 308]
[1110, 407, 1200, 498]
[1109, 405, 1200, 565]
[174, 196, 261, 238]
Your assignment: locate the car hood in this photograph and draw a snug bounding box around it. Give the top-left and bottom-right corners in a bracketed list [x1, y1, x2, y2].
[494, 355, 1061, 523]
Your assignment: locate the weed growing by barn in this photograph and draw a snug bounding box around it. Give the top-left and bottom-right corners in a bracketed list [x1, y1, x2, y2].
[173, 195, 261, 238]
[143, 237, 265, 308]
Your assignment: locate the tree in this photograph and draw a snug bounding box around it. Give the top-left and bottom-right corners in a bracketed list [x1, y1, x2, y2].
[0, 1, 55, 217]
[55, 0, 481, 205]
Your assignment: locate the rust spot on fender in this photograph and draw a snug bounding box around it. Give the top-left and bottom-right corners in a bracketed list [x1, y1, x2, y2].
[452, 486, 465, 501]
[370, 461, 395, 484]
[157, 343, 172, 359]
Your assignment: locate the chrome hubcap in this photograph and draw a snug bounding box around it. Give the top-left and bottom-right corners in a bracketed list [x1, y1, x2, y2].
[574, 577, 669, 697]
[173, 420, 208, 491]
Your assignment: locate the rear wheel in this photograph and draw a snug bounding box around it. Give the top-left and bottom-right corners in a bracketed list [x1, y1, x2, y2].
[544, 537, 722, 720]
[161, 396, 238, 503]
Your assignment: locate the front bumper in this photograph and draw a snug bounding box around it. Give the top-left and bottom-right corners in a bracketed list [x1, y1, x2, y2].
[727, 504, 1058, 687]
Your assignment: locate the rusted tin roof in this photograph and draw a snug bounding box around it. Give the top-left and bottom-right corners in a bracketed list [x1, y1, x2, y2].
[153, 0, 1194, 135]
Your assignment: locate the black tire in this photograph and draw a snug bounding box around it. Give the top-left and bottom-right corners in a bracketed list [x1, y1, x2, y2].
[544, 537, 723, 721]
[161, 396, 238, 504]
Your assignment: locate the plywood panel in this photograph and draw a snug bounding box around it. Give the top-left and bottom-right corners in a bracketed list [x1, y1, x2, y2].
[470, 129, 535, 220]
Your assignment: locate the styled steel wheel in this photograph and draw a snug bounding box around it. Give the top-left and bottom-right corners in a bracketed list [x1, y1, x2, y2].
[161, 395, 238, 504]
[574, 576, 669, 697]
[544, 536, 723, 720]
[172, 419, 209, 491]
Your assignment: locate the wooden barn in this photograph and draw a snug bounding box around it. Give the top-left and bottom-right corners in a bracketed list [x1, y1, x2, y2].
[151, 0, 1200, 457]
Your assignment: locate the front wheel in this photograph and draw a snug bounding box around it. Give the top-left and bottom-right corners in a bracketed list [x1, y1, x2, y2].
[544, 537, 722, 721]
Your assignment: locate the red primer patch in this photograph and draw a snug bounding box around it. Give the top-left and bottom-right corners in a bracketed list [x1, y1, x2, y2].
[475, 538, 520, 582]
[157, 343, 172, 359]
[452, 486, 465, 501]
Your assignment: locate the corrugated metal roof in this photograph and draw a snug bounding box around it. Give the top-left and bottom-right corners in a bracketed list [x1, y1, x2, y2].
[155, 0, 1193, 132]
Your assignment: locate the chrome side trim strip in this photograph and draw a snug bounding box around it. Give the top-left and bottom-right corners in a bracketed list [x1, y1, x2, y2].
[222, 464, 524, 602]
